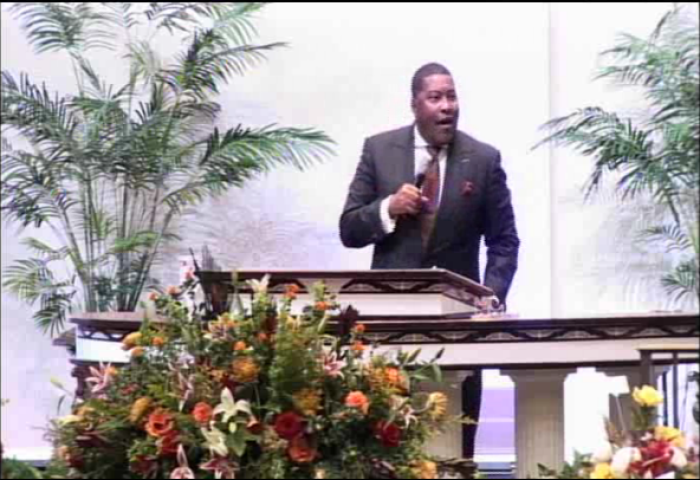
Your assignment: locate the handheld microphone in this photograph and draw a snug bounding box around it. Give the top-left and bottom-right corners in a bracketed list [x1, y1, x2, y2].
[414, 155, 430, 189]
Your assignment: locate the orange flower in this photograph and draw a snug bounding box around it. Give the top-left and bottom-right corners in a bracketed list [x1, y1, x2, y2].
[233, 341, 247, 352]
[145, 408, 175, 438]
[192, 402, 213, 425]
[129, 397, 153, 423]
[231, 357, 260, 383]
[148, 292, 159, 302]
[384, 367, 403, 387]
[293, 388, 322, 417]
[284, 284, 301, 300]
[345, 391, 370, 415]
[257, 332, 269, 343]
[131, 347, 146, 358]
[412, 460, 438, 479]
[288, 435, 318, 464]
[166, 285, 181, 297]
[354, 323, 366, 334]
[314, 301, 329, 311]
[122, 332, 142, 350]
[152, 336, 166, 347]
[351, 341, 365, 353]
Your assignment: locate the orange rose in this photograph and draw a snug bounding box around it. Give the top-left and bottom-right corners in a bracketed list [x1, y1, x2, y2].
[192, 402, 213, 425]
[166, 285, 181, 297]
[145, 409, 175, 438]
[314, 301, 329, 311]
[131, 347, 146, 358]
[257, 332, 269, 343]
[288, 435, 318, 464]
[284, 284, 301, 300]
[152, 336, 166, 347]
[234, 341, 247, 351]
[351, 341, 365, 353]
[148, 292, 159, 302]
[354, 323, 366, 334]
[345, 391, 370, 415]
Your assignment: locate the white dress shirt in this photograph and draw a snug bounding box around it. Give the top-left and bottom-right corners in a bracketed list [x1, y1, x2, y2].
[379, 126, 449, 233]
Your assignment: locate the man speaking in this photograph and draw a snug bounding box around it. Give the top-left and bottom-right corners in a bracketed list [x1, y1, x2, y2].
[339, 62, 520, 459]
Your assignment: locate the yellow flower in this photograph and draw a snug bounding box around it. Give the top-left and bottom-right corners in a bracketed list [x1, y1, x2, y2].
[57, 415, 83, 426]
[590, 462, 613, 479]
[655, 425, 686, 448]
[76, 406, 95, 418]
[293, 388, 323, 417]
[412, 460, 438, 479]
[231, 357, 260, 383]
[427, 392, 449, 421]
[632, 385, 664, 407]
[121, 332, 142, 350]
[130, 397, 153, 423]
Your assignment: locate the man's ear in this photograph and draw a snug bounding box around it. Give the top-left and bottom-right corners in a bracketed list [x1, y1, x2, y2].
[410, 98, 417, 116]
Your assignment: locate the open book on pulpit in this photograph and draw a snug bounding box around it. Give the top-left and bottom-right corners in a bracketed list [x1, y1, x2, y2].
[197, 268, 499, 319]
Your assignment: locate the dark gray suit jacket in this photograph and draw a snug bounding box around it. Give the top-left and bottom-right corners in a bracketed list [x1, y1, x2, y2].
[339, 125, 520, 303]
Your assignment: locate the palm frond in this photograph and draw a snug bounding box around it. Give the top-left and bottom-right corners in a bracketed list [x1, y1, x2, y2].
[210, 3, 265, 46]
[661, 259, 699, 302]
[1, 71, 80, 158]
[160, 29, 285, 100]
[22, 237, 71, 261]
[161, 125, 334, 213]
[642, 224, 692, 253]
[102, 2, 141, 32]
[1, 149, 77, 228]
[10, 3, 116, 55]
[144, 3, 228, 34]
[34, 289, 76, 336]
[3, 3, 335, 328]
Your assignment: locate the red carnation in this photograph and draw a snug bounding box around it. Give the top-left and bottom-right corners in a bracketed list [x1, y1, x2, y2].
[374, 420, 402, 448]
[274, 411, 305, 440]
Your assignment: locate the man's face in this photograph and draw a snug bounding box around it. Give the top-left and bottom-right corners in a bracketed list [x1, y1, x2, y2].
[412, 74, 459, 147]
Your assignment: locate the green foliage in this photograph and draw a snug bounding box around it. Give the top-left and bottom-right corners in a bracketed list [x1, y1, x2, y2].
[534, 5, 699, 305]
[1, 3, 335, 335]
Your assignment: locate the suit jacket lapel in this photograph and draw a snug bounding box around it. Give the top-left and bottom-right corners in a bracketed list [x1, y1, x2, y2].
[394, 125, 416, 184]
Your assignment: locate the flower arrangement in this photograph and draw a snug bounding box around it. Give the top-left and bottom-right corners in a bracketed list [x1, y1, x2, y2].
[539, 385, 699, 479]
[48, 276, 459, 479]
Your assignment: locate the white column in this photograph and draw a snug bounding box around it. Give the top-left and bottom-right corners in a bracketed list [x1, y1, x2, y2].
[503, 369, 575, 479]
[420, 370, 473, 459]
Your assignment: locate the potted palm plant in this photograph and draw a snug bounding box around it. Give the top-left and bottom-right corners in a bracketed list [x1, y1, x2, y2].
[535, 5, 699, 308]
[1, 3, 335, 336]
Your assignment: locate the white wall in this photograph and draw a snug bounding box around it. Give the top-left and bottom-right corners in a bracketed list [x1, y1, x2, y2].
[2, 1, 697, 459]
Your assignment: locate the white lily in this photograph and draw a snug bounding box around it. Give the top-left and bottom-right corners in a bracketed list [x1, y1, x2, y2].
[670, 446, 688, 469]
[201, 425, 229, 457]
[213, 388, 252, 424]
[247, 274, 270, 297]
[592, 442, 614, 463]
[610, 447, 641, 478]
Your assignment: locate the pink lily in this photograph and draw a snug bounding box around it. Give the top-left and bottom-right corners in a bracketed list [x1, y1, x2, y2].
[169, 445, 195, 479]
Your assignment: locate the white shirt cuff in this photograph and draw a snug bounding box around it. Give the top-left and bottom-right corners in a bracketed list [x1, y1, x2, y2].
[380, 196, 397, 234]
